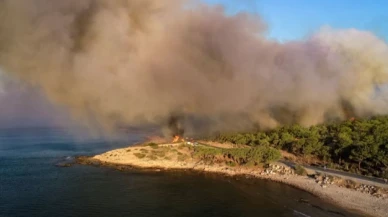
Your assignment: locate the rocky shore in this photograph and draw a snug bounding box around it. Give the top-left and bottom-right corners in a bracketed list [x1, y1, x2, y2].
[77, 143, 388, 217]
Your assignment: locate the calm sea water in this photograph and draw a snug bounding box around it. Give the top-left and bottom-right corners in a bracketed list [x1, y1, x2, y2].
[0, 128, 361, 217]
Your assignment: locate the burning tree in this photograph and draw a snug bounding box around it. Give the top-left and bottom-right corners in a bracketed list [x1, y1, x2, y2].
[168, 114, 185, 143]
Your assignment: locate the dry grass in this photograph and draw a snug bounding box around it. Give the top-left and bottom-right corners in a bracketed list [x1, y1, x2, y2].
[177, 154, 189, 162]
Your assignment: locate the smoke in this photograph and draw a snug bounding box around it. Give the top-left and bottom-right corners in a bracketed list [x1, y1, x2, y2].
[0, 0, 388, 137]
[0, 71, 5, 96]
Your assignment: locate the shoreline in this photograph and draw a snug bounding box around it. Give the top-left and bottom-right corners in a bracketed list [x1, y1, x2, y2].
[78, 143, 388, 217]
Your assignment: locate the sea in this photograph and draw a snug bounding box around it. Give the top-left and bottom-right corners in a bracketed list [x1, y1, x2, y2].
[0, 128, 361, 217]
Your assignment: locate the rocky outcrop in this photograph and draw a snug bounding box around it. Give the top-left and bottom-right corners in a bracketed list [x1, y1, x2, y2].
[261, 164, 295, 176]
[313, 174, 388, 199]
[356, 184, 387, 199]
[314, 174, 338, 188]
[259, 168, 388, 200]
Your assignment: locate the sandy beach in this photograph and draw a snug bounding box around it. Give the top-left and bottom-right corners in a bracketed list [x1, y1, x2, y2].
[89, 143, 388, 217]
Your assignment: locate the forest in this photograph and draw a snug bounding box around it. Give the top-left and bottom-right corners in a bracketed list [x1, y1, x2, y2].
[209, 116, 388, 178]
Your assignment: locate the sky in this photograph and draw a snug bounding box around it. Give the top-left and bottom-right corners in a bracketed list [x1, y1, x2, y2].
[203, 0, 388, 42]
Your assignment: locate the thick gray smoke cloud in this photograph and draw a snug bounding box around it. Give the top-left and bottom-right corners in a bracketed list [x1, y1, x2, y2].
[0, 0, 388, 137]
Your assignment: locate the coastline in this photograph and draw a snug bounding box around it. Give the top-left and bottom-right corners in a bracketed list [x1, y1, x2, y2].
[80, 143, 388, 217]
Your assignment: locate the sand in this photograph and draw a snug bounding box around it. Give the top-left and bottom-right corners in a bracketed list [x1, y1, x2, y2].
[92, 143, 388, 217]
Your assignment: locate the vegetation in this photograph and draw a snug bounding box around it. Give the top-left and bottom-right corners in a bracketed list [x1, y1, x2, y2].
[177, 154, 189, 162]
[148, 155, 158, 160]
[226, 161, 237, 167]
[193, 145, 281, 165]
[151, 149, 167, 158]
[134, 153, 146, 159]
[294, 165, 307, 176]
[140, 149, 148, 154]
[210, 116, 388, 178]
[147, 143, 159, 149]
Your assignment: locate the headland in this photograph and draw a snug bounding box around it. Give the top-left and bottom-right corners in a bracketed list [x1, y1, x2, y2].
[78, 141, 388, 217]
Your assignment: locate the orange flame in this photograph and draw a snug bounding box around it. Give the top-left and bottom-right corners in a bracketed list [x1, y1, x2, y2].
[172, 135, 185, 143]
[172, 135, 180, 143]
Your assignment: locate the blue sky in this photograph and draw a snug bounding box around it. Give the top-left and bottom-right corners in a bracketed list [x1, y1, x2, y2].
[203, 0, 388, 42]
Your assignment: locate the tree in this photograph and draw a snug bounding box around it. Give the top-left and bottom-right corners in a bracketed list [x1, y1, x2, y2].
[302, 136, 323, 156]
[210, 115, 388, 178]
[375, 149, 388, 169]
[349, 135, 375, 170]
[279, 132, 294, 150]
[334, 131, 353, 164]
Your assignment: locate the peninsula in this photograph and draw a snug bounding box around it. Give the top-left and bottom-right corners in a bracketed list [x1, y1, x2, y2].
[79, 139, 388, 217]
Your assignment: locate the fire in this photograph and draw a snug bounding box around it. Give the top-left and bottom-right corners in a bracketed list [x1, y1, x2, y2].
[172, 135, 180, 143]
[172, 135, 184, 143]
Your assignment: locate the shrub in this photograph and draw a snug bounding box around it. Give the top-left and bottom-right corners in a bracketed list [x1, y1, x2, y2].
[148, 155, 158, 160]
[140, 149, 148, 153]
[262, 147, 282, 163]
[193, 145, 281, 165]
[226, 161, 237, 167]
[294, 165, 307, 176]
[247, 146, 281, 164]
[148, 143, 159, 149]
[134, 153, 146, 159]
[225, 148, 250, 164]
[152, 150, 166, 158]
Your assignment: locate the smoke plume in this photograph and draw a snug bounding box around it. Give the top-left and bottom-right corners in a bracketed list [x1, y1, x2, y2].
[0, 0, 388, 137]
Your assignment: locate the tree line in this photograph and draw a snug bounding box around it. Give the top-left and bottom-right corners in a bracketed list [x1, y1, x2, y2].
[193, 145, 281, 166]
[209, 116, 388, 178]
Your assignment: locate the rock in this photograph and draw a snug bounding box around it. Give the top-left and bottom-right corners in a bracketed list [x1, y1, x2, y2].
[265, 164, 294, 176]
[56, 163, 72, 167]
